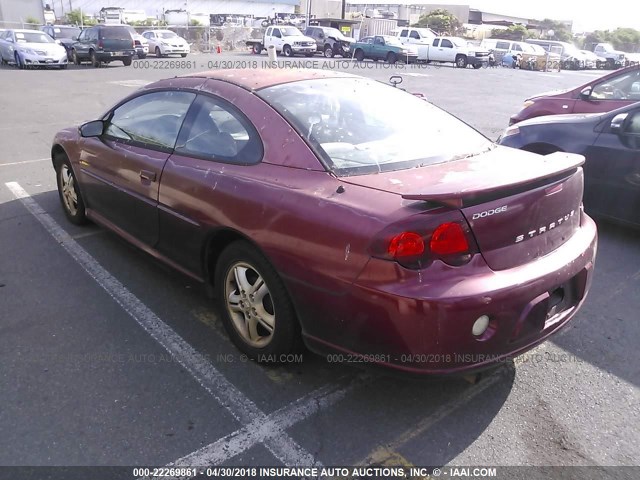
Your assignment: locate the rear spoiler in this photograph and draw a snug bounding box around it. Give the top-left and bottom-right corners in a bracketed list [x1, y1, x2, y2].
[401, 152, 584, 208]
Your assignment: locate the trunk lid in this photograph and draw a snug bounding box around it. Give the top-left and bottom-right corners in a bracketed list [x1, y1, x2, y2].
[341, 147, 585, 270]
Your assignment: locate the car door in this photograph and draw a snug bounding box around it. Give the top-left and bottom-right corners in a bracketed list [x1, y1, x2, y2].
[372, 36, 386, 60]
[78, 90, 196, 245]
[271, 28, 284, 50]
[577, 69, 640, 114]
[157, 92, 264, 274]
[74, 28, 90, 58]
[0, 31, 12, 61]
[429, 38, 442, 61]
[438, 38, 456, 62]
[583, 108, 640, 225]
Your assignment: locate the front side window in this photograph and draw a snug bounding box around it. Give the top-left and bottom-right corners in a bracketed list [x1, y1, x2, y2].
[258, 78, 492, 177]
[441, 39, 453, 48]
[410, 30, 420, 39]
[105, 91, 196, 150]
[175, 95, 263, 164]
[592, 71, 640, 100]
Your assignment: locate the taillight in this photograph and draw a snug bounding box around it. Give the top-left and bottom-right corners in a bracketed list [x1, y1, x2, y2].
[97, 39, 104, 49]
[370, 213, 476, 269]
[388, 232, 425, 258]
[134, 40, 141, 46]
[430, 222, 469, 256]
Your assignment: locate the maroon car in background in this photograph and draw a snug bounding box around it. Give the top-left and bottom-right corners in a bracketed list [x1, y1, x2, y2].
[510, 64, 640, 125]
[51, 69, 597, 375]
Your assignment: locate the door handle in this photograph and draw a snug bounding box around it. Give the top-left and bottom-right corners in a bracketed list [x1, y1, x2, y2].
[140, 170, 157, 182]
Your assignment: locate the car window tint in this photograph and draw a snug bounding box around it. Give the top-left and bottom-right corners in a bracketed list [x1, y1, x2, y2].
[432, 39, 439, 47]
[175, 95, 263, 164]
[410, 30, 420, 39]
[593, 71, 640, 100]
[105, 91, 195, 149]
[626, 112, 640, 135]
[441, 39, 453, 48]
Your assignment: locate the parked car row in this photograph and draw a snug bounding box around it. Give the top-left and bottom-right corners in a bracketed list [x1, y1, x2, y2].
[0, 25, 189, 69]
[504, 63, 640, 228]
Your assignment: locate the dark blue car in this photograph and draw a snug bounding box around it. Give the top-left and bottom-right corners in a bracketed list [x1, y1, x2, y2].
[499, 102, 640, 227]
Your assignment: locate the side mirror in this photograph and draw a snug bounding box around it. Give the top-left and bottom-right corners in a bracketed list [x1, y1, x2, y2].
[580, 86, 592, 100]
[610, 113, 628, 132]
[79, 120, 104, 138]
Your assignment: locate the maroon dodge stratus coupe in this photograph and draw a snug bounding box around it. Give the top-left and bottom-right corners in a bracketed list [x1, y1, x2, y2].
[52, 69, 597, 375]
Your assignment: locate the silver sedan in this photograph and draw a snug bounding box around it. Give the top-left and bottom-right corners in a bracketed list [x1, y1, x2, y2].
[0, 29, 68, 69]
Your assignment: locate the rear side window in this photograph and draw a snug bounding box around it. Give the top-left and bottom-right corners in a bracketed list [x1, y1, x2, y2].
[175, 95, 263, 165]
[101, 27, 131, 40]
[105, 91, 196, 150]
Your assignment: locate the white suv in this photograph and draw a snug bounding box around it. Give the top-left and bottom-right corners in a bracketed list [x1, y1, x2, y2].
[142, 30, 190, 58]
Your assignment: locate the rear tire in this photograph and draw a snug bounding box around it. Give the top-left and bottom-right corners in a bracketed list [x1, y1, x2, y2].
[455, 55, 468, 68]
[122, 57, 132, 66]
[215, 241, 301, 361]
[90, 50, 100, 68]
[55, 153, 87, 226]
[386, 52, 398, 64]
[252, 43, 262, 54]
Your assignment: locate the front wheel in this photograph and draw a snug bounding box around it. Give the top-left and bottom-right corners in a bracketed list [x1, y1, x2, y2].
[14, 52, 24, 69]
[215, 242, 300, 360]
[324, 45, 334, 58]
[282, 44, 293, 57]
[252, 43, 262, 54]
[354, 49, 365, 62]
[55, 154, 87, 225]
[122, 57, 132, 66]
[155, 46, 163, 58]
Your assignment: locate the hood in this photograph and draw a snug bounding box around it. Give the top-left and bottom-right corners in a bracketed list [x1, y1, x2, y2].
[527, 87, 574, 101]
[16, 42, 66, 55]
[516, 112, 603, 128]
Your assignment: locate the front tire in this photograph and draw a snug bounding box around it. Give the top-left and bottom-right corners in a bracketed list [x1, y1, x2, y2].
[55, 154, 87, 225]
[282, 44, 293, 57]
[155, 46, 163, 58]
[354, 49, 365, 61]
[14, 52, 24, 69]
[215, 241, 300, 361]
[122, 57, 132, 66]
[324, 45, 334, 58]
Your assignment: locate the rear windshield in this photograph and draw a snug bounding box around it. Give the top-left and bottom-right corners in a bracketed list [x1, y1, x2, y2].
[258, 78, 492, 177]
[100, 27, 131, 40]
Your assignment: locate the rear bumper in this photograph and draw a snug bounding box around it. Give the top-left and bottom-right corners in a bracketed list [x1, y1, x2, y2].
[96, 50, 135, 61]
[304, 213, 598, 375]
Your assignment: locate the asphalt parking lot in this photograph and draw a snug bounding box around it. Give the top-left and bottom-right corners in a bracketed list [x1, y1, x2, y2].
[0, 53, 638, 479]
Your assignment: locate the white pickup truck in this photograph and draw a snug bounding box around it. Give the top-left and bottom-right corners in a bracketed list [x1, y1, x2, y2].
[397, 32, 489, 68]
[246, 26, 316, 57]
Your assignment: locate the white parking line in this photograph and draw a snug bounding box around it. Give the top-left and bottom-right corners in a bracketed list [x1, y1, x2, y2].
[0, 158, 49, 167]
[5, 181, 358, 467]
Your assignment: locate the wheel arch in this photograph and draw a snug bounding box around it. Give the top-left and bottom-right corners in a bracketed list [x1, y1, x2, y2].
[521, 142, 564, 155]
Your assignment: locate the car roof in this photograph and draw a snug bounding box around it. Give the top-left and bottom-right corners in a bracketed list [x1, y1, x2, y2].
[179, 68, 356, 91]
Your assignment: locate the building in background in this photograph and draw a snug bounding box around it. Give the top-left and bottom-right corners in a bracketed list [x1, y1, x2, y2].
[0, 0, 48, 27]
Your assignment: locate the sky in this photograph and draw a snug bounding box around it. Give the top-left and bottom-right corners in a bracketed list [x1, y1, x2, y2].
[435, 0, 640, 32]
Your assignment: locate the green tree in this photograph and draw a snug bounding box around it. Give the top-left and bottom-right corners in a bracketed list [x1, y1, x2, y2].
[490, 25, 529, 41]
[412, 9, 462, 35]
[539, 18, 572, 43]
[608, 28, 640, 52]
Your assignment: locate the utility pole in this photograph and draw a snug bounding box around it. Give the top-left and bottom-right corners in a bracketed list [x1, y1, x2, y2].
[341, 0, 346, 19]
